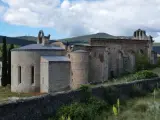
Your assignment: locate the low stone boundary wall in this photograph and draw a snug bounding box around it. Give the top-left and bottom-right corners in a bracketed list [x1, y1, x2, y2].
[0, 77, 160, 120]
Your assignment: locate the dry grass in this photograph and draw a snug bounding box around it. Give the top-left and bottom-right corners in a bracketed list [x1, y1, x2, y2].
[151, 67, 160, 76]
[107, 90, 160, 120]
[101, 67, 160, 87]
[0, 85, 45, 103]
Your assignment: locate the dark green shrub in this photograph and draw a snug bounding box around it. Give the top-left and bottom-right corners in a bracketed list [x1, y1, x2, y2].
[79, 85, 91, 103]
[79, 84, 90, 91]
[134, 70, 158, 79]
[130, 84, 147, 97]
[55, 97, 108, 120]
[7, 44, 14, 85]
[104, 86, 119, 105]
[1, 37, 8, 86]
[157, 57, 160, 67]
[135, 53, 156, 71]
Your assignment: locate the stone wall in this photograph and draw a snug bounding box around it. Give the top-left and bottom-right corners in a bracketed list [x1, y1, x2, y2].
[0, 77, 160, 120]
[70, 50, 89, 89]
[11, 50, 65, 93]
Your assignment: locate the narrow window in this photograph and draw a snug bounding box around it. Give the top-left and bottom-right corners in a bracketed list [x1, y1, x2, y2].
[68, 54, 70, 58]
[31, 66, 34, 84]
[140, 49, 144, 54]
[94, 52, 96, 57]
[42, 77, 44, 84]
[18, 66, 21, 84]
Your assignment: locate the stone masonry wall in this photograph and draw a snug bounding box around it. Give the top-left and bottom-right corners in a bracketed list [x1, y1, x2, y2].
[0, 77, 160, 120]
[11, 50, 65, 93]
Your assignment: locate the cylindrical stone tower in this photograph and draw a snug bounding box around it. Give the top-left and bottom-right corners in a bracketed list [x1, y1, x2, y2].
[70, 50, 89, 89]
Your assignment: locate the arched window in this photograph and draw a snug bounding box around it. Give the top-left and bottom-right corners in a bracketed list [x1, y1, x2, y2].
[94, 52, 96, 57]
[134, 31, 136, 37]
[18, 66, 21, 84]
[31, 66, 34, 84]
[140, 31, 143, 36]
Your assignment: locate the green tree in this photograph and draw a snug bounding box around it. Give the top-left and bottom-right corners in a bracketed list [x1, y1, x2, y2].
[135, 53, 151, 71]
[7, 44, 14, 85]
[1, 37, 8, 86]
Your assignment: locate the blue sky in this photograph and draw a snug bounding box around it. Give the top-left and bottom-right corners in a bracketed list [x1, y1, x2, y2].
[0, 21, 66, 39]
[0, 0, 67, 39]
[0, 0, 160, 41]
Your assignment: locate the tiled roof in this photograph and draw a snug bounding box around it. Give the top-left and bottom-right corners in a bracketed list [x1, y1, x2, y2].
[41, 56, 70, 62]
[12, 44, 65, 51]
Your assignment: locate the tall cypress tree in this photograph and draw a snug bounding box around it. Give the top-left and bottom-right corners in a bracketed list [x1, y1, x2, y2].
[1, 37, 8, 86]
[7, 44, 14, 85]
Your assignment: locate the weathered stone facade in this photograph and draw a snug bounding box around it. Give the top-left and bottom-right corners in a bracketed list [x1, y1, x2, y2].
[11, 29, 157, 93]
[40, 56, 71, 93]
[69, 29, 155, 84]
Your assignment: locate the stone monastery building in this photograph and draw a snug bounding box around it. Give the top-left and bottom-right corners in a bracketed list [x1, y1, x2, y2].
[11, 29, 157, 93]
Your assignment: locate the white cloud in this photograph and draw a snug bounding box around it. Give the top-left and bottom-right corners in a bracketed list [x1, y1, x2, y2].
[0, 5, 5, 14]
[1, 0, 160, 41]
[61, 0, 71, 9]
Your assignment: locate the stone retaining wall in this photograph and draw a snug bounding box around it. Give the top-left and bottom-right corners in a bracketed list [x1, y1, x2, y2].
[0, 77, 160, 120]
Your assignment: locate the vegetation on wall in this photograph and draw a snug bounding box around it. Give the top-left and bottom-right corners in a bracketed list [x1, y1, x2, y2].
[49, 82, 160, 120]
[135, 52, 158, 72]
[53, 97, 108, 120]
[157, 57, 160, 67]
[48, 65, 160, 120]
[134, 70, 158, 79]
[135, 53, 151, 71]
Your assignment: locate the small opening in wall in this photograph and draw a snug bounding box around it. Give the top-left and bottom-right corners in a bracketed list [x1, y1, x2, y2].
[140, 31, 143, 36]
[42, 77, 44, 84]
[110, 71, 114, 78]
[31, 66, 34, 84]
[18, 66, 21, 84]
[94, 52, 96, 57]
[139, 49, 144, 54]
[134, 32, 136, 37]
[99, 54, 104, 63]
[68, 54, 70, 58]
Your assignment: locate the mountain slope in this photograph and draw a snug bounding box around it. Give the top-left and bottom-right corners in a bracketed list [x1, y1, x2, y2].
[59, 33, 116, 44]
[153, 43, 160, 46]
[15, 36, 37, 42]
[0, 36, 36, 46]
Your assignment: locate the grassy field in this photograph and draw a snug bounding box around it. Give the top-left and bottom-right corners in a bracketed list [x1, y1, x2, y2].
[151, 67, 160, 76]
[106, 90, 160, 120]
[0, 85, 45, 103]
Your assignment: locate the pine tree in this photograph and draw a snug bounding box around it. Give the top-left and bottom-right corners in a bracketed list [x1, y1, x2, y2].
[1, 37, 8, 86]
[7, 44, 14, 85]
